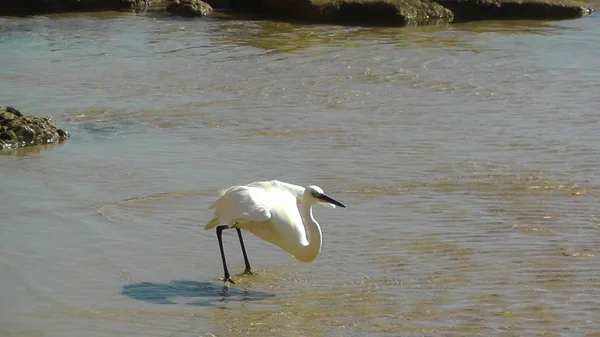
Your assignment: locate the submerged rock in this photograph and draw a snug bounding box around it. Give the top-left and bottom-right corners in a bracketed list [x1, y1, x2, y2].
[0, 106, 70, 151]
[166, 0, 213, 17]
[0, 0, 159, 16]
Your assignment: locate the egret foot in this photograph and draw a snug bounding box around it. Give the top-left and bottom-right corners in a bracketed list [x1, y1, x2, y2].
[243, 268, 256, 276]
[221, 275, 235, 285]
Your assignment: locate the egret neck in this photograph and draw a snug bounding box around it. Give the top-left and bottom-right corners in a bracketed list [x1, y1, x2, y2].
[295, 199, 323, 263]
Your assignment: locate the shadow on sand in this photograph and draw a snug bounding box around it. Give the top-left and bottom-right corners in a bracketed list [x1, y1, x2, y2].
[122, 280, 275, 307]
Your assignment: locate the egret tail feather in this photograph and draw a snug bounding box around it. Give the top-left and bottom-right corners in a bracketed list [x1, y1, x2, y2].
[205, 217, 220, 230]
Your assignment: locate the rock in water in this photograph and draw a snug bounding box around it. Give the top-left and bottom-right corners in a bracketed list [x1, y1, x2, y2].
[0, 0, 158, 16]
[0, 106, 70, 151]
[245, 0, 593, 25]
[166, 0, 213, 17]
[434, 0, 595, 22]
[260, 0, 454, 25]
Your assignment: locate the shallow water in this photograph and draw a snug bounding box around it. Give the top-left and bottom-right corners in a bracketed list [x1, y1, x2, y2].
[1, 10, 600, 337]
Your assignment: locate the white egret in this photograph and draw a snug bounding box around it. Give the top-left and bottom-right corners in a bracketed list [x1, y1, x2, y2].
[205, 180, 345, 285]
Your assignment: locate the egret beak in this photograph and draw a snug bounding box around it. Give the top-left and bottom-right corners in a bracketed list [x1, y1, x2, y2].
[317, 194, 346, 208]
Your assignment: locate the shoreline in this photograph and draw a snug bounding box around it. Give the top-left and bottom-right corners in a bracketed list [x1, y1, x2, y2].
[0, 0, 595, 26]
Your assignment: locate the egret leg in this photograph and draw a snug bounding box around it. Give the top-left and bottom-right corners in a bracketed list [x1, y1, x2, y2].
[216, 225, 235, 285]
[236, 228, 255, 275]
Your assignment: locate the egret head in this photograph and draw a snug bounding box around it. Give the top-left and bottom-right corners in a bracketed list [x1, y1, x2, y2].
[305, 185, 346, 209]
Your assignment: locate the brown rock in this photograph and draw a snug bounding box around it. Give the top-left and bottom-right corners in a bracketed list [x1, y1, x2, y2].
[0, 106, 70, 151]
[166, 0, 213, 17]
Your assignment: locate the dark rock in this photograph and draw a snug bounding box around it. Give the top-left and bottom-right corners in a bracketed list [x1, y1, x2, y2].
[0, 131, 15, 140]
[227, 0, 593, 25]
[225, 0, 264, 11]
[0, 0, 160, 16]
[261, 0, 453, 25]
[57, 129, 68, 138]
[434, 0, 594, 22]
[191, 0, 262, 11]
[0, 0, 591, 23]
[5, 106, 23, 117]
[166, 0, 213, 16]
[0, 106, 70, 151]
[202, 0, 230, 8]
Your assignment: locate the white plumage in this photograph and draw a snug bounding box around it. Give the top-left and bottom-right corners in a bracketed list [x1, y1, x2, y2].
[204, 180, 345, 285]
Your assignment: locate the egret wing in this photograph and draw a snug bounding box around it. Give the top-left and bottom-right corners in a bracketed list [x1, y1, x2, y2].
[206, 186, 272, 228]
[247, 180, 305, 204]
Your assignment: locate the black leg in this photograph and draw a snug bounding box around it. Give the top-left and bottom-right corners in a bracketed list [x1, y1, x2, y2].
[216, 225, 235, 285]
[236, 228, 255, 275]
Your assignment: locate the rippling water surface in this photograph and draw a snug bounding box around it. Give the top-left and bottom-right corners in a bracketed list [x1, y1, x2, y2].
[1, 9, 600, 337]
